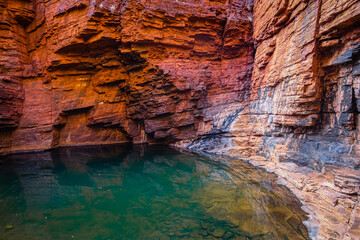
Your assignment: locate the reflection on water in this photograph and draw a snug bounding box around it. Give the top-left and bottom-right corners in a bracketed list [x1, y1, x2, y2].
[0, 144, 309, 240]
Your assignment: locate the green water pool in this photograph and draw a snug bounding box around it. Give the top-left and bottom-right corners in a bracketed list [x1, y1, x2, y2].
[0, 144, 309, 239]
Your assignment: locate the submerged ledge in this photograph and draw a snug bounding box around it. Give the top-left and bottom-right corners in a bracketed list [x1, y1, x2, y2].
[0, 144, 310, 239]
[176, 146, 360, 240]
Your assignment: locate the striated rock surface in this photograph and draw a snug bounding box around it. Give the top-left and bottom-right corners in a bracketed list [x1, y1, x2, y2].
[0, 0, 28, 149]
[0, 0, 360, 239]
[0, 0, 253, 153]
[187, 0, 360, 239]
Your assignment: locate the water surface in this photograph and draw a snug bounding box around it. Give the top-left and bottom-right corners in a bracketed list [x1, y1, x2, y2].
[0, 145, 309, 239]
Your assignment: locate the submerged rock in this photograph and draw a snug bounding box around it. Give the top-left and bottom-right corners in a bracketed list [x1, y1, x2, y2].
[5, 225, 13, 230]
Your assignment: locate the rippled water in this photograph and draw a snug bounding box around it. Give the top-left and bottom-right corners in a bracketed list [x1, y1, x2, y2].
[0, 145, 309, 240]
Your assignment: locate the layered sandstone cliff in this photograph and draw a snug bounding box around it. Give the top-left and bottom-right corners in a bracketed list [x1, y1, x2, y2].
[0, 0, 360, 239]
[0, 0, 253, 153]
[187, 0, 360, 239]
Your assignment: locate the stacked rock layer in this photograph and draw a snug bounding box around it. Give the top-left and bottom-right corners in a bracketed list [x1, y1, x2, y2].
[0, 0, 359, 239]
[0, 0, 253, 152]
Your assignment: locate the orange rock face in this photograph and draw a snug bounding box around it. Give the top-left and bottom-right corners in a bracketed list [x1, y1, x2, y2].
[1, 0, 360, 238]
[0, 0, 253, 153]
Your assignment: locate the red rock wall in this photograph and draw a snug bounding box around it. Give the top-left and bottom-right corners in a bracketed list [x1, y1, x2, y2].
[189, 0, 360, 168]
[0, 0, 253, 153]
[237, 0, 360, 168]
[1, 0, 360, 239]
[188, 1, 360, 239]
[0, 0, 29, 149]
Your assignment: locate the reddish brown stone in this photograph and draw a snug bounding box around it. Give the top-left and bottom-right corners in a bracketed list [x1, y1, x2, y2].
[0, 0, 253, 153]
[0, 1, 360, 239]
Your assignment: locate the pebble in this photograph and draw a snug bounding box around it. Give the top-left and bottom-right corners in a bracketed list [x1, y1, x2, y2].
[210, 228, 225, 238]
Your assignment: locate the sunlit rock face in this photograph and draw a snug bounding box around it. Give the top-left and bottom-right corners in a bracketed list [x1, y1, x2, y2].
[0, 0, 253, 153]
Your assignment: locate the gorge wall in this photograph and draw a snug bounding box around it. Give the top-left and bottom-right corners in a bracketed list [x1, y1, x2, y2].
[189, 0, 360, 170]
[0, 0, 253, 153]
[0, 0, 360, 239]
[187, 0, 360, 239]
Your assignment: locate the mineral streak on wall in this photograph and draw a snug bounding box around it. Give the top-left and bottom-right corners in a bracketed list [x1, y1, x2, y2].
[209, 0, 360, 168]
[188, 0, 360, 239]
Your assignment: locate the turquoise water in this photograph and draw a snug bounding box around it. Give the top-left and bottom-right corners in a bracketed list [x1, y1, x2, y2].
[0, 145, 309, 240]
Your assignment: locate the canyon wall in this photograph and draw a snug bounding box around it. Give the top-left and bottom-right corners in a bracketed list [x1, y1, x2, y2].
[188, 0, 360, 239]
[0, 0, 360, 239]
[0, 0, 253, 153]
[190, 0, 360, 169]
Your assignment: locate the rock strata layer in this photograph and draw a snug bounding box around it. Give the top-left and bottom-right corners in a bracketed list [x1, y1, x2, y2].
[0, 0, 360, 239]
[0, 0, 253, 152]
[186, 0, 360, 239]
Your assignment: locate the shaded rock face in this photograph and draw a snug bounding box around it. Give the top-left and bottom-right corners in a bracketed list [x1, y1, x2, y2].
[189, 0, 360, 169]
[186, 0, 360, 239]
[0, 0, 254, 153]
[0, 0, 28, 147]
[181, 1, 360, 179]
[246, 0, 360, 170]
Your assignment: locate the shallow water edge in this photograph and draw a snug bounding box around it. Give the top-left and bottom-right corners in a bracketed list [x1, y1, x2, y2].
[0, 144, 310, 240]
